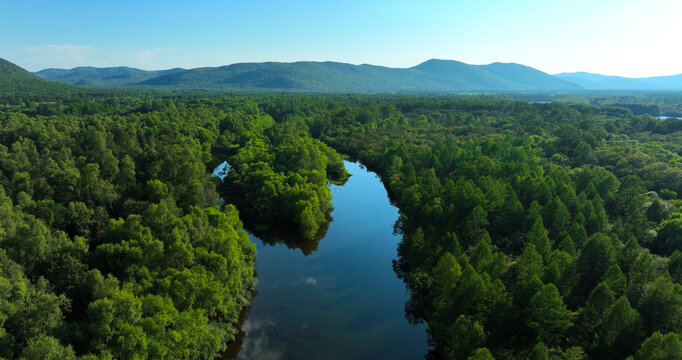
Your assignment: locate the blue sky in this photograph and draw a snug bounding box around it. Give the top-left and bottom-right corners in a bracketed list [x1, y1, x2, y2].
[2, 0, 681, 77]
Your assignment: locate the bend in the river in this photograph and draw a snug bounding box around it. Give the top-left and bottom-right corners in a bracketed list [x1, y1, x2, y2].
[218, 161, 429, 360]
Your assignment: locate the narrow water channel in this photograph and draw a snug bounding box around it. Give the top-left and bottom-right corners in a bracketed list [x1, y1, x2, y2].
[221, 161, 428, 360]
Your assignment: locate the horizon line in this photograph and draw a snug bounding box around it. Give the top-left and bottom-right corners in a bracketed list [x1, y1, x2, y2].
[23, 58, 682, 80]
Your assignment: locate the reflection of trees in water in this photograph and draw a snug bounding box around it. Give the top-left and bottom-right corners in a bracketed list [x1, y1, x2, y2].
[218, 214, 332, 358]
[213, 164, 333, 256]
[219, 303, 253, 360]
[242, 214, 333, 257]
[394, 233, 443, 360]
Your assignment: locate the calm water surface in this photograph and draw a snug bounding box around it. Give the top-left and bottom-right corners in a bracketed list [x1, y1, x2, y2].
[222, 161, 428, 360]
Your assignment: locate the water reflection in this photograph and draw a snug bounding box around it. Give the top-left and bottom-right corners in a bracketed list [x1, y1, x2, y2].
[212, 161, 231, 180]
[220, 161, 429, 360]
[245, 220, 330, 256]
[235, 319, 284, 360]
[212, 159, 329, 256]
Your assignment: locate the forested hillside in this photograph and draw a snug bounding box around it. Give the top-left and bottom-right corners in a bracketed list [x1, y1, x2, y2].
[135, 60, 580, 92]
[0, 58, 82, 102]
[35, 67, 185, 87]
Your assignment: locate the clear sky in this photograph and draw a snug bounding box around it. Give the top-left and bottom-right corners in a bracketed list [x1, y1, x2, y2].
[1, 0, 681, 77]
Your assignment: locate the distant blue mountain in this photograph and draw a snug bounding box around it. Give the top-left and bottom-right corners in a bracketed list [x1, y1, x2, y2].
[555, 71, 682, 90]
[30, 59, 682, 92]
[134, 59, 582, 92]
[35, 66, 185, 87]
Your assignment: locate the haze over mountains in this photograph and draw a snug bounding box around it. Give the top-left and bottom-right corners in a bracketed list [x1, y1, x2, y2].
[555, 72, 682, 91]
[35, 66, 185, 87]
[132, 60, 582, 92]
[0, 57, 680, 93]
[32, 59, 580, 92]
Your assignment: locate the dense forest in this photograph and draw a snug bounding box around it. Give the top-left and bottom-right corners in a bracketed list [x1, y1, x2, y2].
[1, 89, 682, 359]
[307, 98, 682, 359]
[0, 96, 347, 359]
[257, 95, 682, 359]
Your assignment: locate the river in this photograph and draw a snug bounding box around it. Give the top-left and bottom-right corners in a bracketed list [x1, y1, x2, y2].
[219, 161, 428, 360]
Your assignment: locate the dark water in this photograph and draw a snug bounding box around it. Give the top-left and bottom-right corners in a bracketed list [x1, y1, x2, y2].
[221, 161, 428, 360]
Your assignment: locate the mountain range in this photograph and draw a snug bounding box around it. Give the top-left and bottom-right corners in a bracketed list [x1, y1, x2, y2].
[131, 60, 580, 92]
[1, 57, 682, 93]
[35, 66, 185, 87]
[555, 72, 682, 90]
[32, 59, 580, 92]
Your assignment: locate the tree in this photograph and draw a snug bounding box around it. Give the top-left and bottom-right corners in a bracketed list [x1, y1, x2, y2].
[115, 155, 137, 195]
[558, 235, 576, 258]
[516, 244, 544, 283]
[575, 282, 615, 348]
[593, 296, 643, 360]
[431, 252, 462, 299]
[468, 348, 496, 360]
[527, 284, 572, 346]
[655, 218, 682, 255]
[627, 250, 658, 304]
[575, 234, 615, 301]
[527, 217, 551, 259]
[87, 298, 115, 351]
[646, 199, 668, 224]
[464, 205, 489, 247]
[603, 265, 627, 297]
[568, 223, 588, 249]
[542, 198, 571, 235]
[446, 315, 486, 359]
[20, 335, 76, 360]
[633, 332, 682, 360]
[618, 236, 641, 273]
[528, 342, 549, 360]
[545, 250, 577, 298]
[668, 250, 682, 284]
[610, 175, 645, 216]
[637, 276, 682, 333]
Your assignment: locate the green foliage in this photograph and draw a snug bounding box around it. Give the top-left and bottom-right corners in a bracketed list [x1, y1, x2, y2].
[219, 115, 348, 239]
[627, 251, 659, 304]
[20, 334, 77, 360]
[468, 348, 496, 360]
[527, 284, 572, 346]
[669, 251, 682, 283]
[637, 276, 682, 334]
[633, 332, 682, 360]
[446, 315, 486, 359]
[656, 218, 682, 255]
[302, 96, 682, 358]
[0, 96, 261, 359]
[575, 234, 615, 301]
[593, 296, 643, 359]
[528, 342, 549, 360]
[4, 91, 682, 359]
